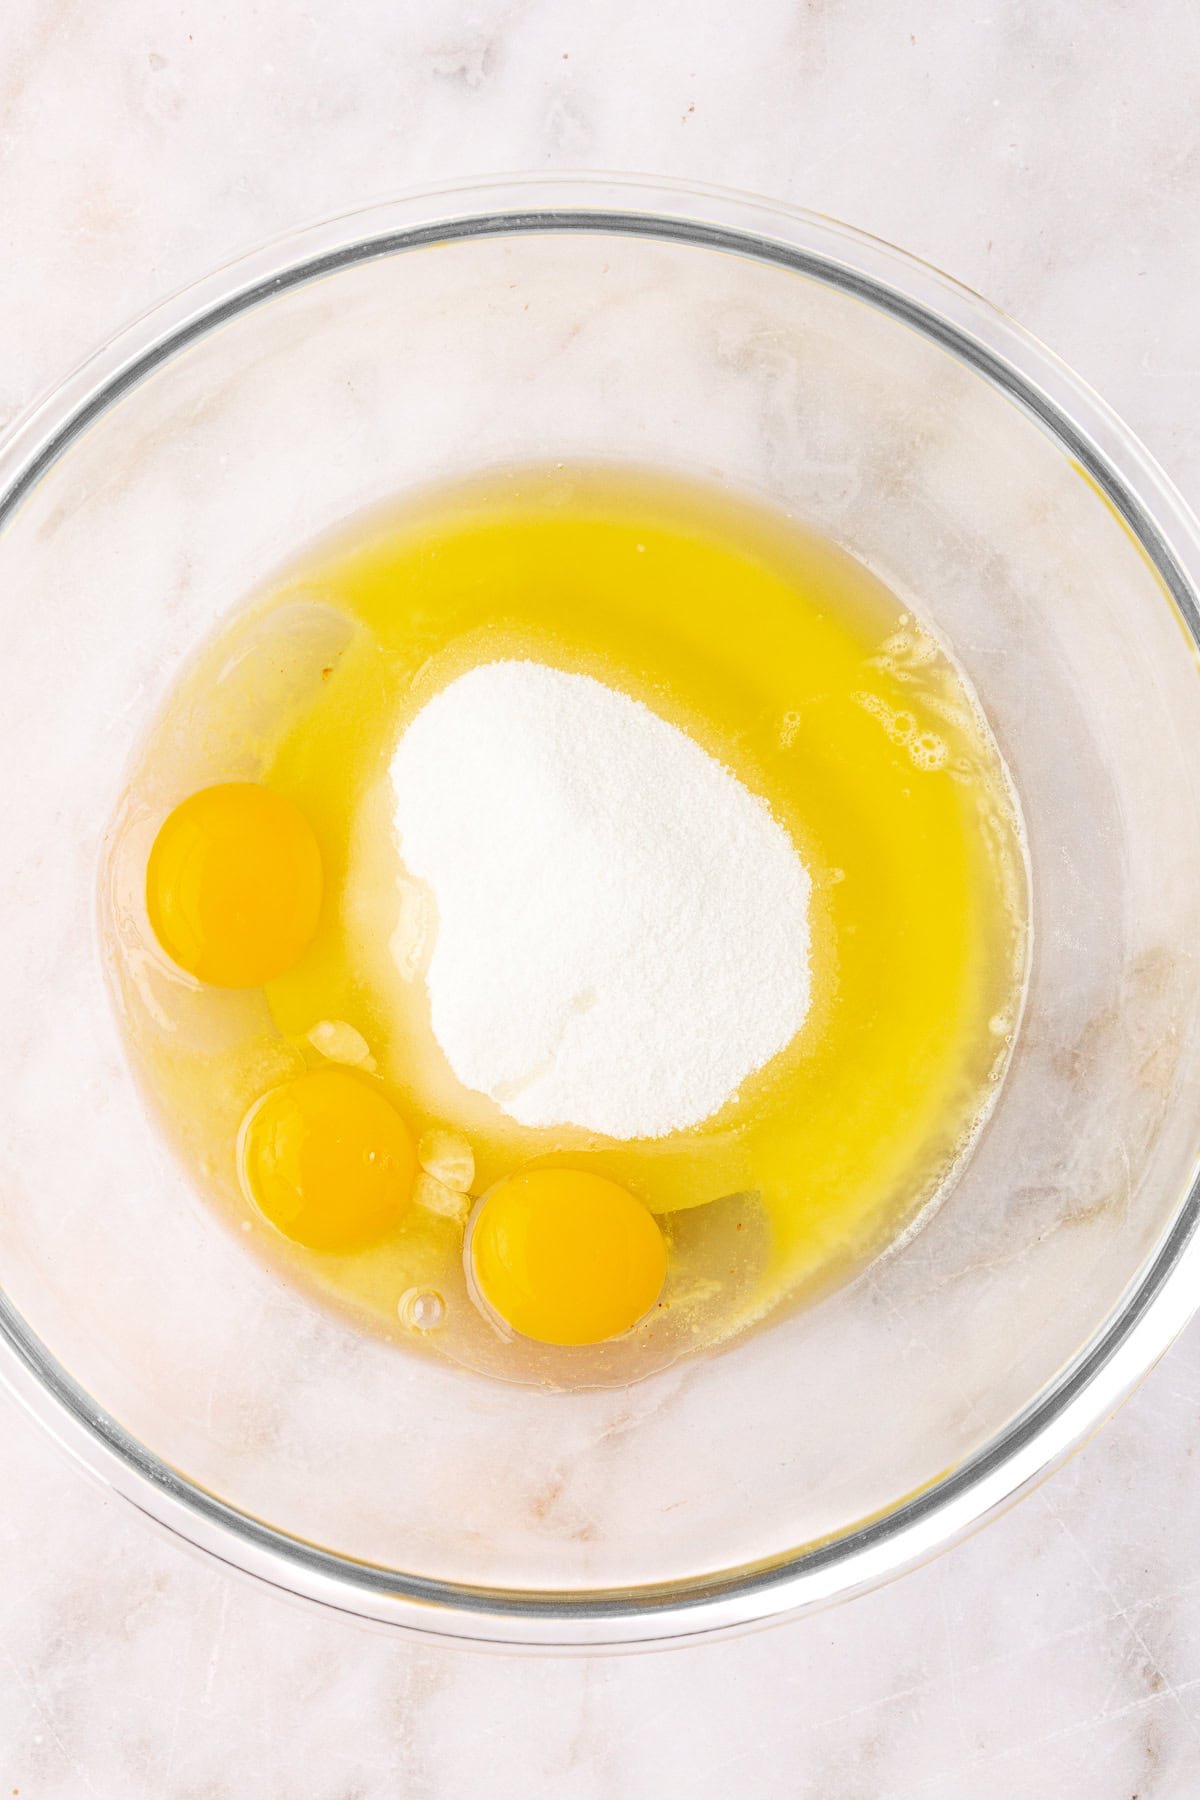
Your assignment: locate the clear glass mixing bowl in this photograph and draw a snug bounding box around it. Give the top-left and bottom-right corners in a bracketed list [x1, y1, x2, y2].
[3, 176, 1200, 1649]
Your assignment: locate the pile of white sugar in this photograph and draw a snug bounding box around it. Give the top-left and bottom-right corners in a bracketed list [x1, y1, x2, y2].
[390, 661, 811, 1140]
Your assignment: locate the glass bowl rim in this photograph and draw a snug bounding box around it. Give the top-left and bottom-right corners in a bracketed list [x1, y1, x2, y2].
[3, 171, 1200, 1650]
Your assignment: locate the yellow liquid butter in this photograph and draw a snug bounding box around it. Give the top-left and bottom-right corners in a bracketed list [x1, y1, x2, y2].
[104, 466, 1027, 1384]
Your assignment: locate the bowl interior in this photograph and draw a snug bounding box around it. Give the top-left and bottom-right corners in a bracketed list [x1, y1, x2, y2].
[3, 202, 1200, 1628]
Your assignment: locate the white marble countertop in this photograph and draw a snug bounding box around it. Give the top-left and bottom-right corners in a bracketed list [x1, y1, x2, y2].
[4, 2, 1200, 1794]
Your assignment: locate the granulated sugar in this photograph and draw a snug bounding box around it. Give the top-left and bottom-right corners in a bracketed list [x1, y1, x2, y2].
[390, 661, 811, 1140]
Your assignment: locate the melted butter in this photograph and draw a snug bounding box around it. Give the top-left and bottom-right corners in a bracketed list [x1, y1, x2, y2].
[104, 465, 1028, 1387]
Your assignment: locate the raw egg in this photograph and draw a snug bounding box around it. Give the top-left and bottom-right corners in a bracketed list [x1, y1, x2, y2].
[239, 1067, 416, 1251]
[469, 1168, 667, 1346]
[146, 781, 322, 987]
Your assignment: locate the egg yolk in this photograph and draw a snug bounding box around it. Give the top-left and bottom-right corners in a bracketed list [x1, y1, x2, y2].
[239, 1068, 416, 1251]
[146, 782, 322, 987]
[469, 1168, 667, 1347]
